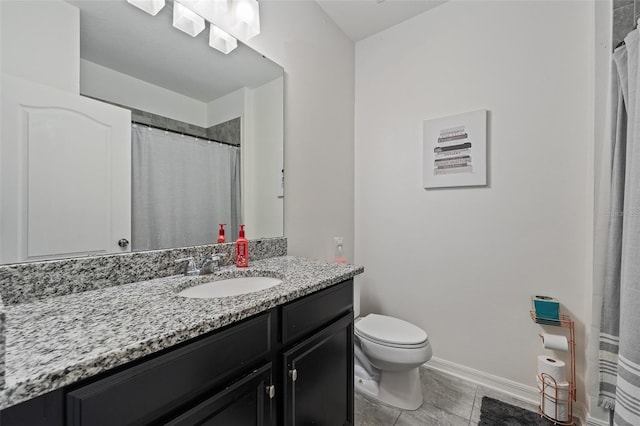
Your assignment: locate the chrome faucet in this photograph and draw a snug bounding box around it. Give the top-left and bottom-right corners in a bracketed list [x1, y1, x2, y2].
[199, 253, 225, 275]
[175, 254, 225, 276]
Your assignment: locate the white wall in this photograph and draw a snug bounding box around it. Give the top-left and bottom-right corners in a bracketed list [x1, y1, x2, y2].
[245, 0, 355, 261]
[244, 77, 284, 238]
[1, 0, 79, 93]
[206, 87, 246, 127]
[81, 60, 208, 127]
[355, 0, 593, 411]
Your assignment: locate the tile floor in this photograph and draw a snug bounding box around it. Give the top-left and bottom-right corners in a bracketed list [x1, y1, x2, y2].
[355, 367, 540, 426]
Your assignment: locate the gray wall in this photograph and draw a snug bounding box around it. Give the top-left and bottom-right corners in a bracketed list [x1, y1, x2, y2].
[614, 0, 638, 48]
[85, 95, 241, 145]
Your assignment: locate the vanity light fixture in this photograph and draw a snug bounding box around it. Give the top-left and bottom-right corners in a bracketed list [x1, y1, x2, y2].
[177, 0, 230, 26]
[127, 0, 260, 54]
[211, 0, 260, 41]
[175, 0, 260, 41]
[126, 0, 165, 16]
[209, 24, 238, 54]
[173, 1, 206, 37]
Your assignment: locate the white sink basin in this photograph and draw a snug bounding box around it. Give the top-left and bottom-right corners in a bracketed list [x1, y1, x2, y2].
[178, 276, 282, 298]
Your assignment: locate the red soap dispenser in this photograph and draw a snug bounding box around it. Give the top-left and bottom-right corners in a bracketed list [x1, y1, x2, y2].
[236, 224, 248, 267]
[217, 224, 226, 243]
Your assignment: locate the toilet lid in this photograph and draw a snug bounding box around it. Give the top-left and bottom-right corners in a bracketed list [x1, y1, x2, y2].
[355, 314, 428, 346]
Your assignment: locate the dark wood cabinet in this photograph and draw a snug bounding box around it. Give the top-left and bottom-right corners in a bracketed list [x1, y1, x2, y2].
[0, 388, 64, 426]
[67, 312, 272, 426]
[282, 313, 354, 426]
[280, 280, 353, 345]
[165, 363, 274, 426]
[0, 279, 354, 426]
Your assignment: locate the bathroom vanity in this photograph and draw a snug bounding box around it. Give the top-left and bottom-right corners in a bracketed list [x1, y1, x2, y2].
[0, 255, 363, 425]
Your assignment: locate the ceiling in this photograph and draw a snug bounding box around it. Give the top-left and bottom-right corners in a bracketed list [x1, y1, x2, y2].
[315, 0, 446, 42]
[66, 0, 283, 103]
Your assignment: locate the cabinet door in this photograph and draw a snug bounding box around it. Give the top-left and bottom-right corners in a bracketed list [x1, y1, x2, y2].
[282, 313, 354, 426]
[0, 74, 131, 263]
[166, 363, 274, 426]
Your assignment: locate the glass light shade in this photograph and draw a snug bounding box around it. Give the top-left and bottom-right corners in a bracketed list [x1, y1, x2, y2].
[126, 0, 165, 16]
[228, 0, 260, 40]
[176, 0, 230, 25]
[173, 2, 206, 37]
[186, 0, 259, 41]
[209, 25, 237, 54]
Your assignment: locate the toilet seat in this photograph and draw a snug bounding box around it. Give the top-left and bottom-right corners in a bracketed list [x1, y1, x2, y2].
[355, 314, 428, 348]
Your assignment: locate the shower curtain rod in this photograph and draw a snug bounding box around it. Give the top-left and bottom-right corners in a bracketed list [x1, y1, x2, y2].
[131, 121, 239, 148]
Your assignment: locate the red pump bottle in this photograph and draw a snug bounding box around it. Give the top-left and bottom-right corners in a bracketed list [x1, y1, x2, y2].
[236, 224, 248, 267]
[217, 224, 226, 243]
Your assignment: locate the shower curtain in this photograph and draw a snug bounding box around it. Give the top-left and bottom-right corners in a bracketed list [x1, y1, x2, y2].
[599, 29, 640, 426]
[131, 125, 241, 251]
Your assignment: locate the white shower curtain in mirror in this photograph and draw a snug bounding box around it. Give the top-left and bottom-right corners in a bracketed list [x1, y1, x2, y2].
[131, 125, 241, 251]
[599, 29, 640, 426]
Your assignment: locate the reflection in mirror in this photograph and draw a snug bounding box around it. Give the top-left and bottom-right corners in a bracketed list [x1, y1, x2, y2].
[0, 0, 284, 264]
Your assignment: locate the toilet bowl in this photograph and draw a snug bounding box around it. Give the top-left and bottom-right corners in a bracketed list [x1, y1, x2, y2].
[354, 313, 432, 411]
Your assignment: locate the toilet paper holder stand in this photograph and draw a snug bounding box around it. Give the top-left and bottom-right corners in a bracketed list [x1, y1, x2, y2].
[530, 311, 576, 425]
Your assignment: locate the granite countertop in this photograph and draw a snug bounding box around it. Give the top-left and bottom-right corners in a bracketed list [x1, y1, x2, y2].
[1, 256, 363, 409]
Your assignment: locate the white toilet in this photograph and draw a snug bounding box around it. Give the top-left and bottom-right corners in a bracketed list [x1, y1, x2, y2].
[354, 313, 432, 410]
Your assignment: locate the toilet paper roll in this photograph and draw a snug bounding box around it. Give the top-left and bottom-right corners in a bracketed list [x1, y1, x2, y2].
[536, 376, 570, 398]
[542, 394, 569, 422]
[541, 333, 569, 352]
[537, 355, 566, 384]
[536, 376, 570, 422]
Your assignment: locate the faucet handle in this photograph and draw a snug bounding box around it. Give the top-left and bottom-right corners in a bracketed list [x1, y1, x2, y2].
[197, 253, 226, 275]
[210, 253, 226, 268]
[175, 257, 199, 275]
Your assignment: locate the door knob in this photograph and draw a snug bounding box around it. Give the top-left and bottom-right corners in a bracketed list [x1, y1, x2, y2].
[289, 369, 297, 382]
[118, 238, 130, 248]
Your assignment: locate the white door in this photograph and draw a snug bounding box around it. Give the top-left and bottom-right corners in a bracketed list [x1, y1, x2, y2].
[1, 74, 131, 264]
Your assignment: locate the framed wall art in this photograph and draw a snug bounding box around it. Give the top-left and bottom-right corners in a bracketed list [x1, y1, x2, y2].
[423, 109, 487, 188]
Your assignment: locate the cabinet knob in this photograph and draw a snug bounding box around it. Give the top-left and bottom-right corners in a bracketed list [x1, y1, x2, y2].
[266, 385, 275, 399]
[118, 238, 130, 248]
[289, 369, 297, 382]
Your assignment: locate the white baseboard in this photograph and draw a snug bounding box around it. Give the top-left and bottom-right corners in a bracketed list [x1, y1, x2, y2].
[425, 357, 539, 405]
[425, 357, 594, 426]
[586, 416, 609, 426]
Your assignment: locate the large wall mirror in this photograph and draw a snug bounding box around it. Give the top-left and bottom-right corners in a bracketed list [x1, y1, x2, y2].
[0, 0, 284, 265]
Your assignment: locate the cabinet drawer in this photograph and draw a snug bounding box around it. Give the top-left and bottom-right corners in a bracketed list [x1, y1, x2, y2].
[66, 312, 272, 426]
[281, 279, 352, 345]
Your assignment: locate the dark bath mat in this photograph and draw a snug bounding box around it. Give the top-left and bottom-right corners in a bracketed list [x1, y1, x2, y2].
[479, 397, 556, 425]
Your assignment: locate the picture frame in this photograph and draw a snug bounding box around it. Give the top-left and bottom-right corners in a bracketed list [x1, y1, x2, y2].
[423, 109, 487, 188]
